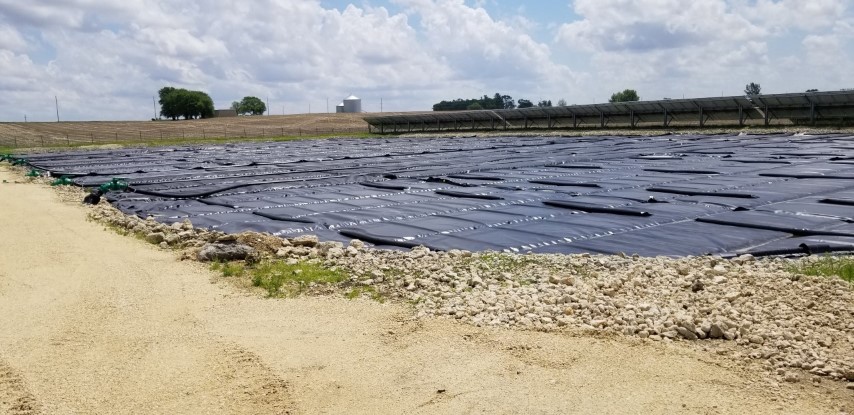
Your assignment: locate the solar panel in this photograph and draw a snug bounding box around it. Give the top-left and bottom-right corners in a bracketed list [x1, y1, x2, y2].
[364, 91, 854, 130]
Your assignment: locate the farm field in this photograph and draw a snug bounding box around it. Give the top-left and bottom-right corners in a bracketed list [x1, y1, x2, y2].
[0, 113, 405, 148]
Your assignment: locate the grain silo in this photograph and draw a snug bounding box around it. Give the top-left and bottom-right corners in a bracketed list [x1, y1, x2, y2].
[343, 95, 362, 113]
[336, 102, 345, 113]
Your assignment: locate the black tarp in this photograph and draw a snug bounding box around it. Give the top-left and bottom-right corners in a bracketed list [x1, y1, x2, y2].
[18, 133, 854, 256]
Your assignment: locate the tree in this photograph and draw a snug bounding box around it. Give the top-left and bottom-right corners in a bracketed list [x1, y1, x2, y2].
[237, 96, 266, 115]
[158, 87, 179, 120]
[537, 100, 552, 107]
[517, 99, 533, 108]
[501, 95, 516, 109]
[467, 102, 484, 110]
[557, 99, 567, 107]
[806, 89, 818, 93]
[230, 101, 240, 111]
[158, 87, 214, 120]
[744, 82, 761, 96]
[609, 89, 640, 103]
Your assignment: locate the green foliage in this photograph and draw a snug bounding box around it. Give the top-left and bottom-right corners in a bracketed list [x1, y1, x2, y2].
[433, 92, 513, 111]
[788, 256, 854, 284]
[158, 87, 215, 120]
[537, 100, 552, 107]
[556, 99, 567, 107]
[250, 260, 346, 297]
[236, 96, 266, 115]
[231, 101, 240, 111]
[806, 89, 818, 93]
[517, 99, 533, 108]
[609, 89, 640, 103]
[210, 261, 246, 277]
[345, 286, 385, 302]
[744, 82, 762, 96]
[467, 102, 484, 110]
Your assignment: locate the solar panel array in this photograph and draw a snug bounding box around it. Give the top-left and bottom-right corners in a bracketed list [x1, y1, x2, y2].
[364, 91, 854, 132]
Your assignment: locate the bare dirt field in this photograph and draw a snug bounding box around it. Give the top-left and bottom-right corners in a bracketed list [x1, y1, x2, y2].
[0, 113, 392, 148]
[1, 167, 852, 414]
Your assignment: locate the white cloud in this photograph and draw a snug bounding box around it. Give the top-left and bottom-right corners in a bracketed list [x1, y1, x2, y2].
[0, 0, 852, 120]
[394, 0, 579, 99]
[553, 0, 853, 99]
[0, 24, 27, 52]
[739, 0, 846, 32]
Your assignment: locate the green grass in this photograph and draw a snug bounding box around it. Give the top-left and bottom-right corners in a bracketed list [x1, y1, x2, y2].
[210, 261, 246, 277]
[250, 260, 346, 297]
[788, 255, 854, 284]
[344, 286, 386, 302]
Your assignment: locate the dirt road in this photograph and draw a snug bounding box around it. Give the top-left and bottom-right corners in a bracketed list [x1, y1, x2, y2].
[0, 166, 848, 414]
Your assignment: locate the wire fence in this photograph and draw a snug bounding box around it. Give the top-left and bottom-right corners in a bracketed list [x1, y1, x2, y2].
[0, 125, 371, 149]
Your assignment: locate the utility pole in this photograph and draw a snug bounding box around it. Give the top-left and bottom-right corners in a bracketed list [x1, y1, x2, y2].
[55, 96, 60, 122]
[266, 96, 270, 116]
[308, 103, 311, 114]
[380, 98, 383, 113]
[24, 115, 27, 122]
[153, 96, 157, 119]
[326, 97, 329, 113]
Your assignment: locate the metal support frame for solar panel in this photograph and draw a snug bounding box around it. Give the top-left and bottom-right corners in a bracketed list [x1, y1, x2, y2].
[362, 91, 854, 133]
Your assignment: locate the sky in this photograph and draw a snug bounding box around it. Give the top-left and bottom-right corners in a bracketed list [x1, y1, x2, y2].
[0, 0, 851, 121]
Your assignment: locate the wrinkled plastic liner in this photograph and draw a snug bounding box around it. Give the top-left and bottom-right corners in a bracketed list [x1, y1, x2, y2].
[20, 133, 854, 257]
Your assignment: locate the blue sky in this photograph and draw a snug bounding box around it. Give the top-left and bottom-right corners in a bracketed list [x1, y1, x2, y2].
[0, 0, 851, 121]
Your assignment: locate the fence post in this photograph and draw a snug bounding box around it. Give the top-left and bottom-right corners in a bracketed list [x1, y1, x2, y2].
[139, 131, 142, 140]
[66, 134, 70, 146]
[40, 136, 44, 147]
[115, 132, 118, 141]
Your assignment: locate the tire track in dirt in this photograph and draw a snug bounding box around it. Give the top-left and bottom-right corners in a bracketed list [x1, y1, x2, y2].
[0, 360, 42, 415]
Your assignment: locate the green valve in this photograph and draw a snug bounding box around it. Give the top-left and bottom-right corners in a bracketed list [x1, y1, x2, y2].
[51, 175, 74, 186]
[25, 169, 41, 178]
[98, 177, 129, 193]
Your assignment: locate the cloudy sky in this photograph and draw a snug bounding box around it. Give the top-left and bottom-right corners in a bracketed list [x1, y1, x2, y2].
[1, 0, 851, 121]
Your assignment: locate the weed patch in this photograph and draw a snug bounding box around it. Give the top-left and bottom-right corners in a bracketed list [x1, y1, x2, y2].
[211, 261, 245, 278]
[250, 260, 346, 297]
[345, 286, 386, 302]
[788, 255, 854, 284]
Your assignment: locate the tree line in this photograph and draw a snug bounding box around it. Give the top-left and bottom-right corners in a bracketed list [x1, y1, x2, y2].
[157, 88, 269, 119]
[158, 87, 214, 120]
[432, 90, 645, 112]
[432, 93, 515, 111]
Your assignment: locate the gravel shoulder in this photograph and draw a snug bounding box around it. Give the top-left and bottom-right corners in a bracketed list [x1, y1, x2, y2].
[0, 165, 851, 414]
